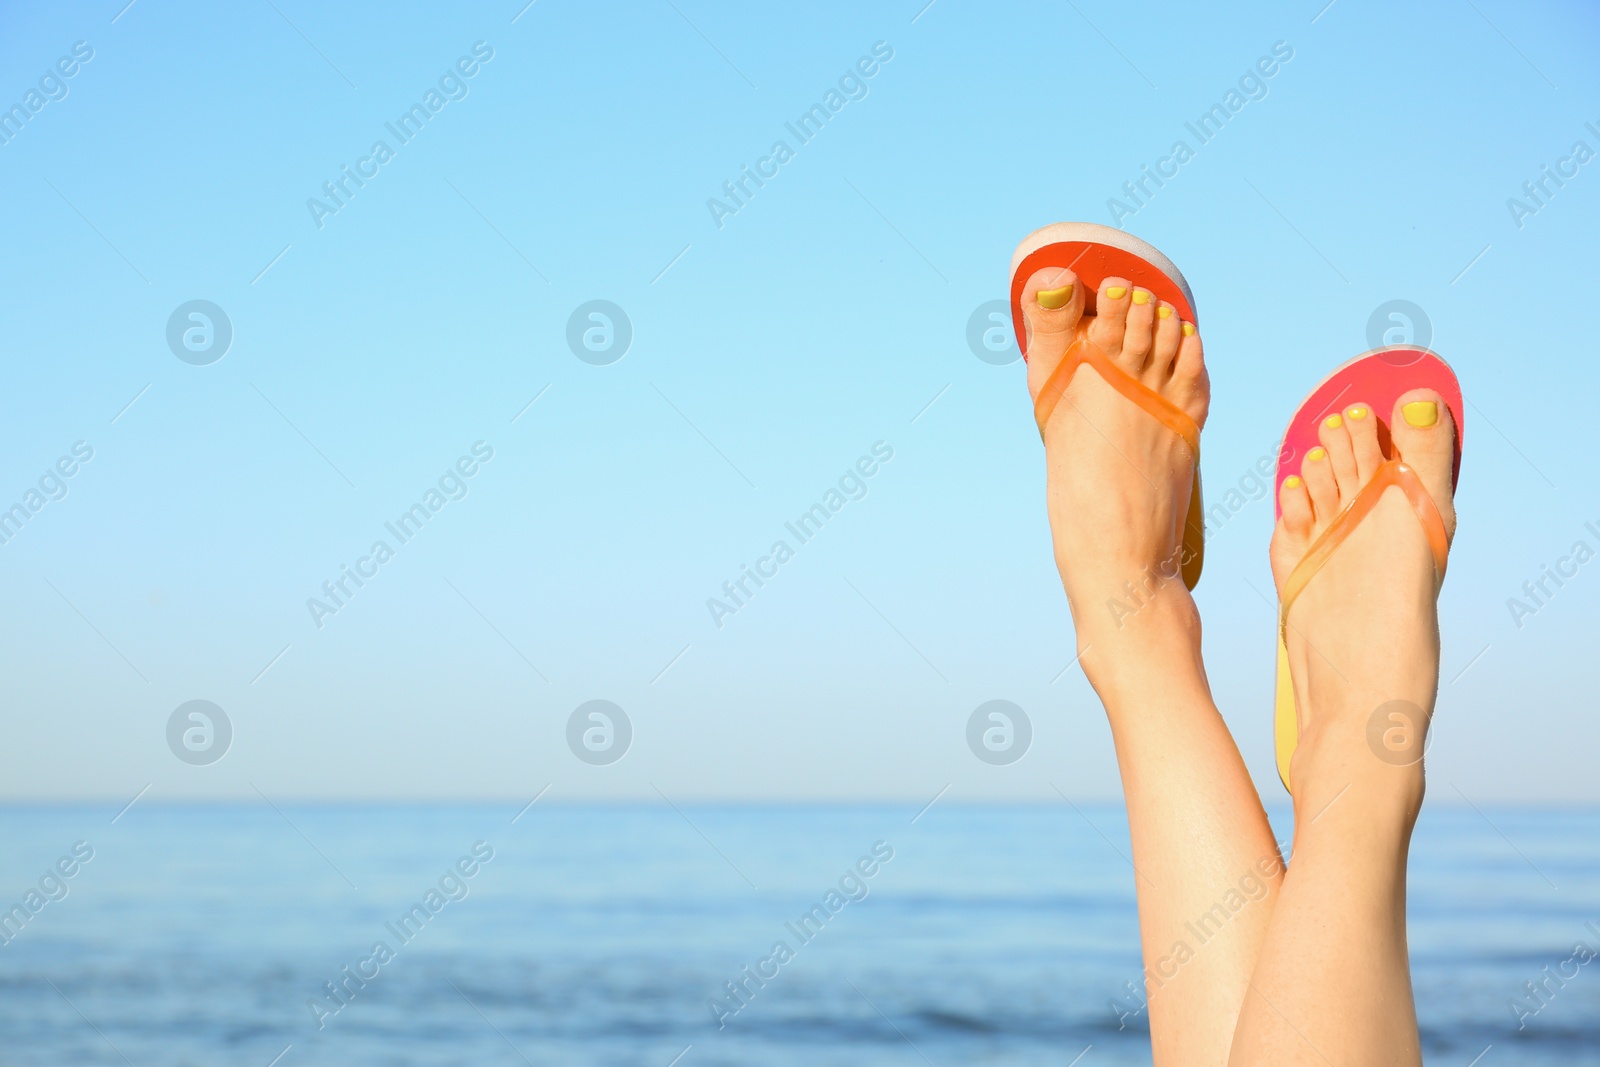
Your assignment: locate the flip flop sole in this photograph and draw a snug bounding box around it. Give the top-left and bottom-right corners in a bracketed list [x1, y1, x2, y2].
[1275, 345, 1464, 519]
[1009, 222, 1197, 356]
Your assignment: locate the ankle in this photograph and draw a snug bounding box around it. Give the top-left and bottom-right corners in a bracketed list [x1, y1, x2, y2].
[1072, 588, 1209, 703]
[1060, 545, 1192, 624]
[1289, 718, 1427, 828]
[1066, 555, 1197, 635]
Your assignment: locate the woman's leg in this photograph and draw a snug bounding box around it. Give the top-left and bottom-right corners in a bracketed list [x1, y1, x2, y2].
[1021, 270, 1283, 1066]
[1229, 392, 1458, 1065]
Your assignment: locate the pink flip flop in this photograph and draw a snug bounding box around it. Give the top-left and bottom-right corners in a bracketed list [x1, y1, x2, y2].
[1272, 345, 1464, 792]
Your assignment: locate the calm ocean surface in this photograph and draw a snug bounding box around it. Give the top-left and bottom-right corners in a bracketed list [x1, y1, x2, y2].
[0, 804, 1594, 1065]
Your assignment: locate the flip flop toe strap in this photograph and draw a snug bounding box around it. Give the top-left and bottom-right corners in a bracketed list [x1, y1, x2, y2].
[1277, 459, 1451, 640]
[1032, 327, 1206, 589]
[1273, 458, 1450, 793]
[1032, 331, 1200, 456]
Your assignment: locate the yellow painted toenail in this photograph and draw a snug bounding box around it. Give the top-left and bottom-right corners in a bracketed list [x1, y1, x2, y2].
[1157, 306, 1172, 319]
[1105, 286, 1127, 300]
[1402, 401, 1438, 427]
[1307, 447, 1327, 462]
[1182, 323, 1196, 336]
[1037, 285, 1073, 310]
[1324, 413, 1343, 429]
[1131, 290, 1151, 305]
[1284, 475, 1303, 489]
[1348, 406, 1368, 420]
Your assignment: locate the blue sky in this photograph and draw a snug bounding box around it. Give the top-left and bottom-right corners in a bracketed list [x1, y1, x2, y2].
[0, 0, 1596, 803]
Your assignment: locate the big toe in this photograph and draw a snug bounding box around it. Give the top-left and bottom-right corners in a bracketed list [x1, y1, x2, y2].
[1389, 389, 1458, 536]
[1020, 267, 1085, 394]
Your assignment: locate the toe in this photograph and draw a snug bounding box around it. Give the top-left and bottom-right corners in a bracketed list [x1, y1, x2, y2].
[1344, 403, 1384, 482]
[1172, 321, 1204, 388]
[1301, 445, 1338, 520]
[1019, 267, 1085, 400]
[1151, 302, 1181, 375]
[1389, 389, 1458, 537]
[1318, 410, 1359, 501]
[1121, 287, 1158, 372]
[1279, 474, 1313, 540]
[1087, 277, 1131, 362]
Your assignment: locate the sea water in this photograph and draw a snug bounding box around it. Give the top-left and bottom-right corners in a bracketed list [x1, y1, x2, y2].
[0, 804, 1594, 1065]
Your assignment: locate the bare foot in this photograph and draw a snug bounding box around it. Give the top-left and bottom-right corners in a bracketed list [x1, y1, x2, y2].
[1017, 266, 1208, 674]
[1270, 392, 1457, 805]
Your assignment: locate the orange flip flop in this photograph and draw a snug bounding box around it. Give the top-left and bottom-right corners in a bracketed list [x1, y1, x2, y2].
[1272, 346, 1464, 791]
[1010, 222, 1205, 588]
